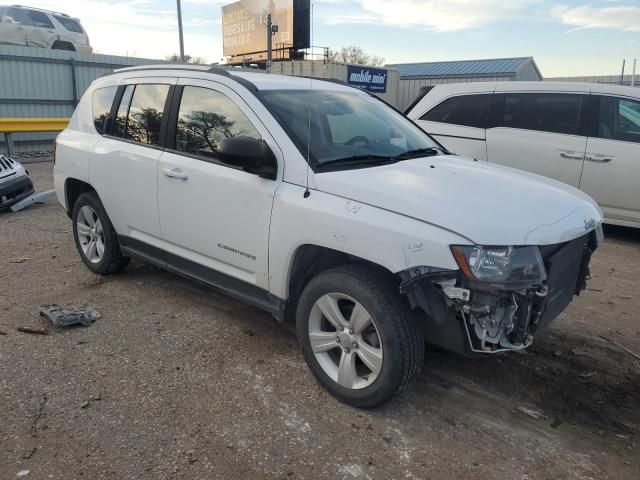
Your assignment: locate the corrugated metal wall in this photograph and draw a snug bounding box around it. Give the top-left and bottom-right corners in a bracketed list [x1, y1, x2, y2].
[515, 61, 543, 81]
[397, 76, 512, 112]
[545, 74, 639, 87]
[269, 61, 400, 108]
[0, 45, 168, 154]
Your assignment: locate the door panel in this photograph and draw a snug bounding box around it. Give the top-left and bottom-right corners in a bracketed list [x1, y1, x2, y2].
[486, 128, 586, 187]
[485, 92, 587, 187]
[580, 95, 640, 224]
[90, 79, 175, 242]
[0, 8, 29, 45]
[24, 9, 55, 48]
[157, 80, 282, 291]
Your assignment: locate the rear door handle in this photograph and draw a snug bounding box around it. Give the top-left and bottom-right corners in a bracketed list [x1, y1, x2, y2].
[559, 152, 585, 160]
[584, 154, 614, 163]
[163, 167, 188, 180]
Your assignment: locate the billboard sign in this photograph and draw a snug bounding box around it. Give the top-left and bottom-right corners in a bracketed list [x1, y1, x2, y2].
[347, 65, 388, 93]
[222, 0, 309, 60]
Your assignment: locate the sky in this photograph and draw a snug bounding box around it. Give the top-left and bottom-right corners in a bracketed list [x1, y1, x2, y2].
[19, 0, 640, 77]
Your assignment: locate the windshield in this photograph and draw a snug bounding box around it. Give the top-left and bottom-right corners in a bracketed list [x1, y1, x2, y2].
[261, 90, 442, 169]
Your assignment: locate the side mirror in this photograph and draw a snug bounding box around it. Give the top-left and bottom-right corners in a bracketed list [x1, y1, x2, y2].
[217, 136, 277, 180]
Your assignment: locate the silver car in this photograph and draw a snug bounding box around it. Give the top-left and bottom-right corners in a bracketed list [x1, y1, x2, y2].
[0, 5, 91, 52]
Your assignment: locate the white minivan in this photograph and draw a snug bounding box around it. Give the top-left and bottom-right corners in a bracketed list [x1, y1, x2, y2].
[407, 82, 640, 228]
[54, 65, 602, 407]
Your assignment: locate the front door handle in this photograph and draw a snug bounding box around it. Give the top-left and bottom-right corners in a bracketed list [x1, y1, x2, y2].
[584, 154, 614, 163]
[559, 151, 585, 160]
[163, 168, 189, 180]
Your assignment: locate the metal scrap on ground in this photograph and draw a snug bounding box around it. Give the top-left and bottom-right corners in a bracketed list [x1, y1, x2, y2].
[39, 303, 102, 327]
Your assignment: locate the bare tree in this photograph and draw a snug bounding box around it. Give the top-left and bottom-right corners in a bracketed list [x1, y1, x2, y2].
[165, 54, 209, 65]
[327, 46, 385, 66]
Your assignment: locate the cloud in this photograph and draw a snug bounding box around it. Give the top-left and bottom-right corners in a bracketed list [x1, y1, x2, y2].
[323, 0, 530, 32]
[16, 0, 221, 60]
[552, 5, 640, 33]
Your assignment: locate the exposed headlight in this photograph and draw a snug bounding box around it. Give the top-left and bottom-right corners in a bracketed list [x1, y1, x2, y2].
[450, 245, 547, 284]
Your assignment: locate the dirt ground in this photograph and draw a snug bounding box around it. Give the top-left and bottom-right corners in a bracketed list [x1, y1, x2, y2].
[1, 161, 639, 480]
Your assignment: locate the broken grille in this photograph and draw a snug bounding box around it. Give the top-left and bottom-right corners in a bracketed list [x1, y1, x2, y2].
[0, 155, 17, 179]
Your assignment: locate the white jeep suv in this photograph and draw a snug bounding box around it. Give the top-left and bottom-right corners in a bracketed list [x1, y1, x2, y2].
[0, 5, 91, 52]
[53, 65, 603, 407]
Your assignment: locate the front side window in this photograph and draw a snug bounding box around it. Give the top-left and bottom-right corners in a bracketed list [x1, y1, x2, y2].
[262, 90, 440, 168]
[175, 86, 261, 159]
[92, 86, 117, 135]
[53, 15, 83, 33]
[124, 84, 170, 146]
[499, 93, 582, 135]
[421, 94, 491, 128]
[25, 10, 54, 28]
[597, 96, 640, 144]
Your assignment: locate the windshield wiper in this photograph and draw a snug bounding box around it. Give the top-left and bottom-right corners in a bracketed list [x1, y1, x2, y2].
[393, 147, 441, 160]
[316, 155, 397, 171]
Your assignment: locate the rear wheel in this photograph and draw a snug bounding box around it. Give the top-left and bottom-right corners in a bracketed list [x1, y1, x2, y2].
[296, 265, 424, 408]
[72, 192, 129, 275]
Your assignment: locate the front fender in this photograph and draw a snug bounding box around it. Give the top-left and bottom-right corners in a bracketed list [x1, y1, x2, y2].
[268, 183, 470, 299]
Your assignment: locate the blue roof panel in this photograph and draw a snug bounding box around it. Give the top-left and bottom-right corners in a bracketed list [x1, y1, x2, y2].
[387, 57, 532, 78]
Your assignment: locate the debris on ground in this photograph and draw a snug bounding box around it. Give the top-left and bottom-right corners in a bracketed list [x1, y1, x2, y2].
[10, 258, 29, 264]
[0, 329, 7, 335]
[17, 326, 48, 335]
[21, 447, 37, 460]
[80, 393, 102, 409]
[579, 371, 597, 378]
[515, 406, 548, 420]
[600, 335, 640, 361]
[39, 304, 101, 327]
[16, 470, 30, 477]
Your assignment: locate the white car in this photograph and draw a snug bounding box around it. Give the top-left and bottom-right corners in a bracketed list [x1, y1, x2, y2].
[0, 154, 34, 210]
[53, 65, 603, 407]
[0, 5, 91, 52]
[406, 81, 640, 228]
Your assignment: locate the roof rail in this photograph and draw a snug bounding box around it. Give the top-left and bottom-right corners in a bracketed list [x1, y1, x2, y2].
[11, 5, 71, 17]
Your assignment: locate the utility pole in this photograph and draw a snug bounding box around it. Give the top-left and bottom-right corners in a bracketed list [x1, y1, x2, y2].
[266, 13, 278, 67]
[176, 0, 185, 62]
[620, 59, 626, 85]
[632, 59, 637, 87]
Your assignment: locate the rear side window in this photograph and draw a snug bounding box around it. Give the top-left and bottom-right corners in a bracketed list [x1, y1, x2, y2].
[596, 96, 640, 144]
[420, 94, 491, 128]
[25, 10, 54, 28]
[498, 93, 582, 135]
[53, 15, 83, 33]
[174, 86, 260, 160]
[112, 84, 170, 146]
[92, 86, 117, 135]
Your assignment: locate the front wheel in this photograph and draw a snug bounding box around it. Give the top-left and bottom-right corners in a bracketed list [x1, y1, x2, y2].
[296, 265, 424, 408]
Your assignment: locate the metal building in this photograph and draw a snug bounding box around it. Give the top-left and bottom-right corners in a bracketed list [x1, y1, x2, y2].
[387, 57, 543, 111]
[545, 75, 638, 87]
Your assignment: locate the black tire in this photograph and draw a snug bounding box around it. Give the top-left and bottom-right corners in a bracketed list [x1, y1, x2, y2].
[72, 192, 129, 275]
[296, 264, 424, 408]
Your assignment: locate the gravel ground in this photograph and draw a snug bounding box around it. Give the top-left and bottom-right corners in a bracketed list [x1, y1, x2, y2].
[1, 162, 639, 480]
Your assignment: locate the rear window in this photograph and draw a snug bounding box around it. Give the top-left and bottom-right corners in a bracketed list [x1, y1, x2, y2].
[53, 15, 84, 33]
[420, 94, 492, 129]
[92, 86, 117, 134]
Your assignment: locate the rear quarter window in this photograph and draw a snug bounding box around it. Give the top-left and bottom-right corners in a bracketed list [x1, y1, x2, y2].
[420, 94, 491, 129]
[53, 15, 84, 33]
[92, 86, 117, 134]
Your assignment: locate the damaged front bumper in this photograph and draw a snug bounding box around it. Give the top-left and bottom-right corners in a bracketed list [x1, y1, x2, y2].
[400, 229, 601, 355]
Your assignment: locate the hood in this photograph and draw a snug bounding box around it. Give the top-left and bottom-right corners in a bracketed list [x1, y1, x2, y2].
[313, 155, 602, 246]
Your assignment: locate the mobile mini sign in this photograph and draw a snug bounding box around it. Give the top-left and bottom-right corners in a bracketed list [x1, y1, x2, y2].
[346, 66, 388, 93]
